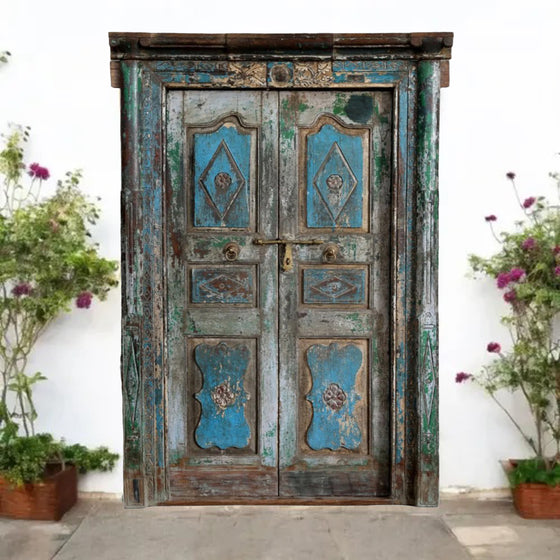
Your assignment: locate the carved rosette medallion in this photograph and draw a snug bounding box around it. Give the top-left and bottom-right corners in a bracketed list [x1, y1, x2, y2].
[214, 171, 232, 192]
[322, 383, 347, 411]
[211, 380, 237, 410]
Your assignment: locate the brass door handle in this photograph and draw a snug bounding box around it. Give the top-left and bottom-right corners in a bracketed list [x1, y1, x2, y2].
[253, 238, 323, 272]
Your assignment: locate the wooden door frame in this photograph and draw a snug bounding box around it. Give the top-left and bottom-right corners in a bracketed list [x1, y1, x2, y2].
[109, 32, 453, 507]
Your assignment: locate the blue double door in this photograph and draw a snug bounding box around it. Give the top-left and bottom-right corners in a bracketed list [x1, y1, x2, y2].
[165, 89, 393, 499]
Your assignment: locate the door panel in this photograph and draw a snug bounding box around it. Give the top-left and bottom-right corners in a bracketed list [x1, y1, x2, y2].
[166, 90, 279, 498]
[278, 91, 393, 497]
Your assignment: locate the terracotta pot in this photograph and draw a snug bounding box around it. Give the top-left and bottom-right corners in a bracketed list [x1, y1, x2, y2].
[0, 464, 77, 521]
[512, 482, 560, 519]
[501, 459, 560, 519]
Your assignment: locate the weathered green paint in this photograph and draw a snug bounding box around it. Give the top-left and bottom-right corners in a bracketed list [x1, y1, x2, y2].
[415, 60, 441, 506]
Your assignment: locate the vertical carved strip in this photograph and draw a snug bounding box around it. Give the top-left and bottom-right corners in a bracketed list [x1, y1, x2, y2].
[121, 60, 145, 507]
[120, 63, 166, 507]
[123, 329, 142, 469]
[393, 77, 412, 504]
[415, 60, 440, 506]
[144, 67, 166, 505]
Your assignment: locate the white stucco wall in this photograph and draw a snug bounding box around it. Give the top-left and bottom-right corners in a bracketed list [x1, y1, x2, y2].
[1, 0, 559, 495]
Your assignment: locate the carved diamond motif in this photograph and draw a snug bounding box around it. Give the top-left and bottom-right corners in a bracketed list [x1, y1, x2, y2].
[125, 335, 139, 426]
[422, 334, 436, 425]
[310, 276, 357, 300]
[199, 274, 246, 299]
[199, 140, 246, 221]
[313, 142, 358, 223]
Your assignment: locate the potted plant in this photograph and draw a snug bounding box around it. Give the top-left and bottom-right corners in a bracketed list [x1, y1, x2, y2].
[457, 171, 560, 518]
[0, 417, 118, 520]
[0, 125, 120, 520]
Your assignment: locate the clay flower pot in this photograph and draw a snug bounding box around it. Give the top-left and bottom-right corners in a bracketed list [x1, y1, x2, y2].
[0, 463, 77, 521]
[502, 459, 560, 519]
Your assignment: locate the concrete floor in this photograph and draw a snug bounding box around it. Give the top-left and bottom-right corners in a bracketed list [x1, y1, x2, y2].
[1, 497, 560, 559]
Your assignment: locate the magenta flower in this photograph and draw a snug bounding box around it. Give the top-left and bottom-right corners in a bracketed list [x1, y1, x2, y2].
[508, 268, 526, 282]
[12, 283, 32, 297]
[76, 291, 93, 309]
[522, 237, 536, 251]
[496, 272, 511, 289]
[554, 246, 560, 255]
[28, 163, 50, 180]
[522, 197, 536, 209]
[555, 266, 560, 277]
[455, 372, 473, 384]
[485, 215, 497, 222]
[487, 342, 501, 353]
[504, 289, 517, 303]
[506, 172, 516, 180]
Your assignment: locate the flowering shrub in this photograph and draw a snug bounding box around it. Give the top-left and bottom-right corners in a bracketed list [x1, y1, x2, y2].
[461, 171, 560, 481]
[0, 125, 119, 436]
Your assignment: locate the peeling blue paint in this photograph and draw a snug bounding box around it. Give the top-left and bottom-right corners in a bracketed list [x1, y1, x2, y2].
[306, 343, 362, 450]
[192, 267, 254, 304]
[303, 268, 366, 305]
[306, 124, 363, 228]
[194, 122, 251, 228]
[194, 342, 251, 449]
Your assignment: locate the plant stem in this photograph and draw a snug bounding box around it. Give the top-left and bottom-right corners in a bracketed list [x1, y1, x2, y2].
[490, 392, 539, 455]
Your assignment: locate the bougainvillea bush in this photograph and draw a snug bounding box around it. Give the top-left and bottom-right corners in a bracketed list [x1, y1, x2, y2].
[0, 125, 119, 436]
[458, 171, 560, 485]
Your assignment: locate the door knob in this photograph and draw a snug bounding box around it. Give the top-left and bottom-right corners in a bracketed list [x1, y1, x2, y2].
[322, 244, 339, 263]
[223, 242, 240, 261]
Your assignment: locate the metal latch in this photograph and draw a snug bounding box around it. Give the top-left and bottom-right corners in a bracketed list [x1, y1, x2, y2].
[253, 238, 323, 272]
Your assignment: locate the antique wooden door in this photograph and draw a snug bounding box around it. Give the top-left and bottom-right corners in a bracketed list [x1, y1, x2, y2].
[165, 89, 392, 499]
[112, 32, 452, 507]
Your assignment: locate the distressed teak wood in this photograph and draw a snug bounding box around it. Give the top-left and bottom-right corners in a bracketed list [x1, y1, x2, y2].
[109, 32, 452, 507]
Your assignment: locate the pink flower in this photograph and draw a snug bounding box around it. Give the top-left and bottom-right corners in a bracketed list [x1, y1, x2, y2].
[522, 197, 536, 209]
[506, 172, 516, 180]
[504, 289, 517, 303]
[522, 237, 536, 251]
[487, 342, 501, 353]
[496, 272, 511, 289]
[554, 246, 560, 255]
[455, 372, 473, 384]
[12, 283, 32, 297]
[508, 268, 526, 282]
[28, 163, 50, 180]
[485, 215, 497, 222]
[76, 291, 93, 309]
[555, 266, 560, 277]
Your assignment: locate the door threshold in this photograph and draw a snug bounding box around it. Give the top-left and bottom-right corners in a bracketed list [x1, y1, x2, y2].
[159, 497, 395, 506]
